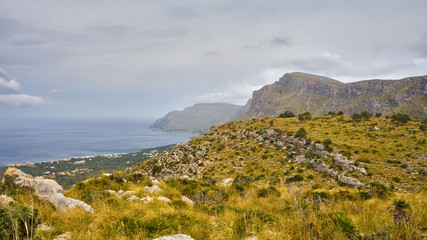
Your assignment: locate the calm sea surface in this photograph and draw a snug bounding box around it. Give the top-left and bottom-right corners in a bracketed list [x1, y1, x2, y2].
[0, 119, 194, 166]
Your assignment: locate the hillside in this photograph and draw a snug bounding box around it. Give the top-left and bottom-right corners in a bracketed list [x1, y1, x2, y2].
[242, 72, 427, 119]
[132, 116, 427, 192]
[150, 103, 249, 134]
[1, 116, 426, 239]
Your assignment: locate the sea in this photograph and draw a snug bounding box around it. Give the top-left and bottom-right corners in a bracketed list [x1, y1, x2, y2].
[0, 119, 195, 167]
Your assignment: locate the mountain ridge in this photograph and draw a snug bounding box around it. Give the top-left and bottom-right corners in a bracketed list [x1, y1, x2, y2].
[243, 73, 426, 119]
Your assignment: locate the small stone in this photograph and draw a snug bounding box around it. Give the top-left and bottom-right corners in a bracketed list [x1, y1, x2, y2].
[0, 194, 14, 205]
[141, 196, 153, 203]
[127, 195, 140, 202]
[221, 178, 234, 186]
[38, 224, 54, 231]
[153, 234, 195, 240]
[157, 197, 171, 202]
[145, 185, 161, 193]
[53, 232, 72, 240]
[181, 196, 194, 205]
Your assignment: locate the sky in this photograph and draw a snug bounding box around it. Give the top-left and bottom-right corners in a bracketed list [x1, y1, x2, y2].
[0, 0, 426, 120]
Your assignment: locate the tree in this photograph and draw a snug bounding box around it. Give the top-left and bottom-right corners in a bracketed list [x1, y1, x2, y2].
[337, 111, 344, 116]
[360, 111, 373, 120]
[351, 113, 362, 122]
[391, 113, 410, 123]
[298, 112, 312, 121]
[328, 111, 337, 116]
[375, 113, 382, 118]
[279, 111, 295, 118]
[420, 118, 427, 131]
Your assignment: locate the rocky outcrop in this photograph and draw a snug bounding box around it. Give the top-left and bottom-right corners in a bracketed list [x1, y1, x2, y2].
[153, 234, 195, 240]
[244, 72, 427, 119]
[150, 102, 250, 134]
[2, 168, 94, 213]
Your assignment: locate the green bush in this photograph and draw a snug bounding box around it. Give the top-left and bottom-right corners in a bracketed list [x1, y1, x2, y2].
[279, 111, 295, 118]
[298, 112, 312, 121]
[286, 174, 304, 183]
[391, 113, 411, 123]
[295, 127, 307, 138]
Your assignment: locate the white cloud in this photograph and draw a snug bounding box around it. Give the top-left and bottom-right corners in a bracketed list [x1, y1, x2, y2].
[50, 89, 62, 94]
[412, 58, 427, 67]
[0, 67, 52, 107]
[0, 77, 21, 93]
[0, 93, 52, 107]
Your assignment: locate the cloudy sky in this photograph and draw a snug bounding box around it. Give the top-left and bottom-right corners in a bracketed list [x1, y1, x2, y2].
[1, 0, 426, 120]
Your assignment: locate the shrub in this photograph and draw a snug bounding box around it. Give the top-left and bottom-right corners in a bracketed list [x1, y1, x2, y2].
[337, 111, 344, 116]
[295, 127, 307, 138]
[304, 151, 315, 159]
[298, 112, 312, 121]
[360, 111, 373, 120]
[333, 214, 357, 236]
[257, 186, 281, 198]
[279, 111, 295, 118]
[323, 139, 332, 146]
[328, 111, 337, 116]
[375, 113, 382, 118]
[390, 113, 411, 123]
[0, 204, 40, 239]
[286, 174, 304, 183]
[351, 113, 362, 122]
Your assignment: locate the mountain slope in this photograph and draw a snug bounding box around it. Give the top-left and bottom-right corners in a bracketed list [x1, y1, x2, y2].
[131, 116, 427, 192]
[242, 72, 427, 119]
[150, 102, 249, 134]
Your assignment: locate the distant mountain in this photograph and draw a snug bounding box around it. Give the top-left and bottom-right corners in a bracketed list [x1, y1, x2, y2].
[150, 102, 250, 134]
[242, 72, 427, 119]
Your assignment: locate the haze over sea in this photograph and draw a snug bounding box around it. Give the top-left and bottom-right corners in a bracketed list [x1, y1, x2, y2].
[0, 119, 194, 167]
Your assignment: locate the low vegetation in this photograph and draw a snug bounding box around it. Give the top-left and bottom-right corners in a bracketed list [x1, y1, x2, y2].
[0, 115, 425, 239]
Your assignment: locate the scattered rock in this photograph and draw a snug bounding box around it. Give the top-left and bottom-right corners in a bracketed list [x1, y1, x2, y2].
[221, 178, 234, 186]
[141, 196, 153, 203]
[153, 234, 195, 240]
[127, 195, 141, 202]
[37, 224, 54, 231]
[53, 232, 72, 240]
[181, 196, 194, 205]
[145, 185, 162, 193]
[0, 194, 14, 205]
[157, 197, 171, 202]
[3, 168, 94, 213]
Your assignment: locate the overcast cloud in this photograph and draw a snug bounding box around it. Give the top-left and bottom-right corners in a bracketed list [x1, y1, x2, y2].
[0, 0, 426, 119]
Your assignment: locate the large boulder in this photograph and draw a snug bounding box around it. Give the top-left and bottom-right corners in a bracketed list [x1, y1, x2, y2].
[2, 168, 94, 213]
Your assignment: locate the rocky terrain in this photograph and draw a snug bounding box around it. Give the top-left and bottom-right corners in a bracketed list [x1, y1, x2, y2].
[243, 72, 426, 119]
[1, 115, 426, 239]
[150, 102, 250, 134]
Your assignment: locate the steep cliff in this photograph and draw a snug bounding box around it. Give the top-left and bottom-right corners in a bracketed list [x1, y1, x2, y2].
[243, 72, 427, 119]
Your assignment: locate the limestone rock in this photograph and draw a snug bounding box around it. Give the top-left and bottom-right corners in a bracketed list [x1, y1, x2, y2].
[53, 232, 72, 240]
[221, 178, 234, 186]
[153, 234, 195, 240]
[145, 185, 161, 193]
[38, 224, 54, 231]
[3, 168, 94, 213]
[181, 196, 194, 205]
[157, 197, 171, 202]
[0, 194, 14, 205]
